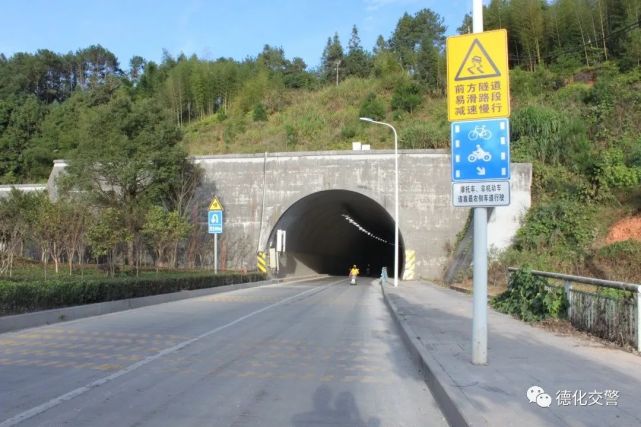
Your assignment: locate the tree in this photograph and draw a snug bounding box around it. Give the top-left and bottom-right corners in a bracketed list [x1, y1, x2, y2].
[320, 33, 344, 84]
[0, 189, 39, 277]
[511, 0, 546, 69]
[39, 198, 67, 274]
[283, 57, 315, 89]
[457, 14, 473, 34]
[87, 208, 129, 276]
[129, 56, 146, 84]
[75, 45, 121, 88]
[257, 45, 288, 74]
[391, 80, 423, 113]
[0, 95, 47, 183]
[142, 206, 191, 270]
[63, 90, 186, 267]
[344, 26, 372, 78]
[388, 8, 446, 89]
[58, 198, 90, 275]
[373, 35, 388, 55]
[161, 159, 203, 219]
[622, 29, 641, 68]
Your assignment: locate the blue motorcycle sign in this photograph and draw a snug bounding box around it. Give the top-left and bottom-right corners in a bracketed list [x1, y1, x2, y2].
[451, 118, 510, 182]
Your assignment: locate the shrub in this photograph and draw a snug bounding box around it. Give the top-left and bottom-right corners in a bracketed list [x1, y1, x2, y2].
[340, 124, 357, 139]
[359, 92, 386, 121]
[0, 272, 266, 316]
[514, 200, 595, 256]
[510, 66, 562, 98]
[588, 148, 641, 189]
[399, 121, 448, 149]
[511, 105, 589, 166]
[593, 240, 641, 283]
[253, 103, 268, 122]
[284, 124, 299, 146]
[492, 268, 567, 322]
[528, 162, 586, 202]
[391, 80, 422, 113]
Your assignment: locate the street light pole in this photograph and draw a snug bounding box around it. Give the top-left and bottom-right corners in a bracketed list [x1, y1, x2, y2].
[360, 117, 399, 287]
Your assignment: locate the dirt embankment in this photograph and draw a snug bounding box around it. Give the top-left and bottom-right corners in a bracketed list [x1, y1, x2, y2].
[605, 216, 641, 244]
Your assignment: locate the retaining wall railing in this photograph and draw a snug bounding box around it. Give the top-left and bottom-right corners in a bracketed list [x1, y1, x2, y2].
[508, 268, 640, 352]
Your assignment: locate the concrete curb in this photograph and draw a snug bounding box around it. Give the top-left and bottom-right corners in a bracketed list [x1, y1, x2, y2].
[0, 275, 323, 334]
[381, 283, 473, 427]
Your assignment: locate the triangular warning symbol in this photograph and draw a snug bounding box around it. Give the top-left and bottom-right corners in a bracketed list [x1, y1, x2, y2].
[208, 196, 223, 211]
[454, 39, 501, 81]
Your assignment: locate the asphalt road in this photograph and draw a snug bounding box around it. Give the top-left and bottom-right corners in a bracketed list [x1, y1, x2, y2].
[0, 277, 447, 427]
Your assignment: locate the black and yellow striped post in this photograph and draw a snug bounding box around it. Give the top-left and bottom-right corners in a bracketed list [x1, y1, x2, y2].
[402, 249, 416, 280]
[257, 251, 267, 273]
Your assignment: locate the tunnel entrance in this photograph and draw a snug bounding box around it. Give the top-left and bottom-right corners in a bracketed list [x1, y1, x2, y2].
[266, 190, 404, 278]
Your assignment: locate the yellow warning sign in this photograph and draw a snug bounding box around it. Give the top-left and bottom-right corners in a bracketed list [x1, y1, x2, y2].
[447, 29, 510, 121]
[208, 196, 223, 211]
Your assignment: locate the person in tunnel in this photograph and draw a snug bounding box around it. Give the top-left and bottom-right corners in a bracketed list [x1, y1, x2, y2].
[349, 265, 359, 285]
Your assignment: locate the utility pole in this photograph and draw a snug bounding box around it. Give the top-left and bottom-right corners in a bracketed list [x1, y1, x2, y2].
[335, 60, 341, 86]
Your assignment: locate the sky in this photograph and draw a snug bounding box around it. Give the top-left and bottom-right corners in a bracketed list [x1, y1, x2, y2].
[0, 0, 482, 70]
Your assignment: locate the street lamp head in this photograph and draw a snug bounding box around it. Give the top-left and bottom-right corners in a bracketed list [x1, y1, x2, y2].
[359, 117, 374, 122]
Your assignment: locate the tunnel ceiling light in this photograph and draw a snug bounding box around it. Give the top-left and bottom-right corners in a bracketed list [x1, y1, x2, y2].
[342, 214, 392, 245]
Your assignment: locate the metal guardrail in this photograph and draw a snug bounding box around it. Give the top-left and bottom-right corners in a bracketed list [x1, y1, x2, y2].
[507, 268, 641, 292]
[508, 268, 641, 352]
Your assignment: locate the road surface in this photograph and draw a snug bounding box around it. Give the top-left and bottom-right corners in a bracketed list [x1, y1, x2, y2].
[0, 277, 446, 427]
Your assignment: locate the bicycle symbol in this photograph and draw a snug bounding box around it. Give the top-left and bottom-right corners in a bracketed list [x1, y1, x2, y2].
[468, 125, 492, 141]
[468, 145, 492, 163]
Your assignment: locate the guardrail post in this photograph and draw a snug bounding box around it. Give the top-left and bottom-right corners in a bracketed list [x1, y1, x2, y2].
[637, 287, 641, 352]
[564, 280, 572, 319]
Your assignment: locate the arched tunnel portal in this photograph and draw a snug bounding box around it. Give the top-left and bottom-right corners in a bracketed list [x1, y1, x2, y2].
[266, 190, 405, 278]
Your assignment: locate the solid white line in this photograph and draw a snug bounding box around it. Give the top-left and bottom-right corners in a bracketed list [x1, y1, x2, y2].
[0, 279, 341, 427]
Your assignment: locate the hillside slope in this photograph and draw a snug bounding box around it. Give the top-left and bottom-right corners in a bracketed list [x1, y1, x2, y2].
[182, 66, 641, 284]
[181, 77, 449, 155]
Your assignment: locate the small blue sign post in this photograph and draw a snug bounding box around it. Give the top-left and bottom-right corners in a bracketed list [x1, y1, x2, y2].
[207, 196, 224, 273]
[451, 118, 510, 182]
[208, 210, 223, 234]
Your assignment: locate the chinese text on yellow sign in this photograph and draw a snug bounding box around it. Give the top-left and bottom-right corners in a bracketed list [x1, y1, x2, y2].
[447, 29, 510, 121]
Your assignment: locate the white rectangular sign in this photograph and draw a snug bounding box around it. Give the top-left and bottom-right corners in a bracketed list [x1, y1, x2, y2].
[452, 181, 510, 207]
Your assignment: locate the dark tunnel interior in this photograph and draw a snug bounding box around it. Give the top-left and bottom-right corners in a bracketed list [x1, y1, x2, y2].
[266, 190, 404, 277]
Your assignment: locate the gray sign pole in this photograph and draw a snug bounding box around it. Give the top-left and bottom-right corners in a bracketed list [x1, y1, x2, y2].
[472, 0, 488, 365]
[214, 233, 218, 274]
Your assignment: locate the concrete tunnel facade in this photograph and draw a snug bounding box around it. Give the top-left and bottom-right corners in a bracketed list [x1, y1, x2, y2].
[189, 150, 531, 279]
[43, 150, 532, 279]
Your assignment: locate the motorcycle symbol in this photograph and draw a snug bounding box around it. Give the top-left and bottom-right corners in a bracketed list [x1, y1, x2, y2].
[468, 125, 492, 141]
[468, 144, 492, 162]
